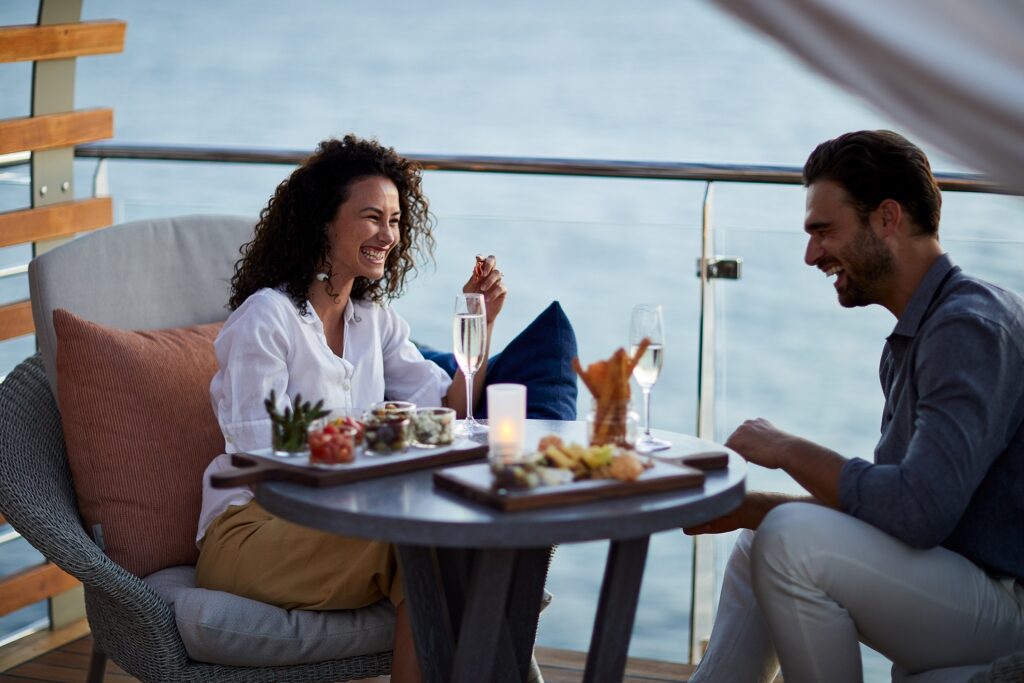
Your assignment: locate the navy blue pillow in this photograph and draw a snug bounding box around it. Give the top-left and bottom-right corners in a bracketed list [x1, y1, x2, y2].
[415, 301, 578, 420]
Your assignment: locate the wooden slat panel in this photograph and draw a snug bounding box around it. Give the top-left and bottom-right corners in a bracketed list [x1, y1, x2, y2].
[0, 617, 89, 674]
[0, 198, 112, 249]
[0, 640, 703, 683]
[0, 563, 79, 618]
[3, 662, 108, 683]
[0, 21, 126, 64]
[59, 638, 94, 656]
[0, 109, 113, 156]
[0, 300, 34, 342]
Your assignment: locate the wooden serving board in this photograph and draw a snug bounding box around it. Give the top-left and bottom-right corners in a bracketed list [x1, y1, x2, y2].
[433, 460, 705, 511]
[667, 450, 729, 471]
[210, 441, 488, 489]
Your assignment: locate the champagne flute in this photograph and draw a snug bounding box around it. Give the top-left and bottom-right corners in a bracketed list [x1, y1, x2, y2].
[453, 293, 488, 437]
[630, 304, 670, 452]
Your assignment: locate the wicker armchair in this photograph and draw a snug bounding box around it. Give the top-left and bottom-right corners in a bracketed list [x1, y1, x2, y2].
[0, 354, 391, 682]
[969, 652, 1024, 682]
[0, 215, 392, 682]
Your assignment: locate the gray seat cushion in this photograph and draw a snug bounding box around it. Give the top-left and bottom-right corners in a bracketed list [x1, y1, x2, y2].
[144, 566, 394, 667]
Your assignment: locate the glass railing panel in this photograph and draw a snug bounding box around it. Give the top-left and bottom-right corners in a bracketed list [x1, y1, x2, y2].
[0, 536, 47, 647]
[0, 244, 33, 377]
[0, 162, 30, 208]
[84, 162, 712, 437]
[714, 183, 1024, 681]
[0, 336, 35, 379]
[717, 185, 877, 675]
[400, 172, 708, 438]
[714, 184, 892, 483]
[0, 62, 32, 121]
[391, 199, 704, 662]
[938, 192, 1024, 289]
[0, 164, 33, 377]
[394, 218, 705, 431]
[0, 1, 37, 29]
[86, 165, 712, 662]
[84, 160, 288, 223]
[536, 530, 694, 663]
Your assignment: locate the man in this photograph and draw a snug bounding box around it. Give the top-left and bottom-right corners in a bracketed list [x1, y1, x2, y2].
[686, 131, 1024, 682]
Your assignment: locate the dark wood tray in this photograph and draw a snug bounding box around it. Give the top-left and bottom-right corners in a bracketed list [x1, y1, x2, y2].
[210, 441, 488, 488]
[433, 459, 705, 511]
[664, 450, 729, 471]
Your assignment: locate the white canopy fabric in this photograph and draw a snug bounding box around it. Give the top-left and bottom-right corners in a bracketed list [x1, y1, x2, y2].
[711, 0, 1024, 193]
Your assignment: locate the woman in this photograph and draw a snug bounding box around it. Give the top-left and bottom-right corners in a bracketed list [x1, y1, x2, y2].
[195, 135, 507, 682]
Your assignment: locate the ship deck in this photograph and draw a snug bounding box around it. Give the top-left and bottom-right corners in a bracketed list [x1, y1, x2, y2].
[0, 620, 697, 682]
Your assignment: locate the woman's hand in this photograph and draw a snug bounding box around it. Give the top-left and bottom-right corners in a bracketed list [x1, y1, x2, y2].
[463, 255, 507, 323]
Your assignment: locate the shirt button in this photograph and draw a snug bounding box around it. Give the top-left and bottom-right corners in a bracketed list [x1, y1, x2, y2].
[343, 380, 351, 391]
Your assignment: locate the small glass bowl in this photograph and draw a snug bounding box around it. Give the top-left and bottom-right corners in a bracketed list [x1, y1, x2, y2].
[411, 407, 455, 448]
[307, 418, 360, 466]
[272, 430, 309, 459]
[326, 414, 365, 446]
[362, 413, 411, 455]
[369, 400, 416, 420]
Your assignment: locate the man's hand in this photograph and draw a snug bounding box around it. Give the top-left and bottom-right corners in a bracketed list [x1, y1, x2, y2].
[683, 491, 785, 534]
[726, 417, 847, 509]
[724, 418, 797, 470]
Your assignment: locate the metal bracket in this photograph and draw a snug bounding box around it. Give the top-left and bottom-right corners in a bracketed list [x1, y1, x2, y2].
[695, 257, 743, 280]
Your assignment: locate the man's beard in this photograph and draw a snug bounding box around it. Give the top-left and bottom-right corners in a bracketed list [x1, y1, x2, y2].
[837, 226, 895, 308]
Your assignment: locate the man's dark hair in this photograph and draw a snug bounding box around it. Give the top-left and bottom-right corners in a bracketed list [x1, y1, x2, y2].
[803, 130, 941, 236]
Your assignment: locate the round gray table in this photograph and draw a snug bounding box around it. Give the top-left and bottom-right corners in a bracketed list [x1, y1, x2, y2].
[255, 419, 746, 683]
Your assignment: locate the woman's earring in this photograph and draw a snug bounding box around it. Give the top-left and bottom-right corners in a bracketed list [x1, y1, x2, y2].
[316, 272, 329, 282]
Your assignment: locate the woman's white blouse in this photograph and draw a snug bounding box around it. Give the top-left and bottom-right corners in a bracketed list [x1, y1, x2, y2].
[196, 287, 452, 544]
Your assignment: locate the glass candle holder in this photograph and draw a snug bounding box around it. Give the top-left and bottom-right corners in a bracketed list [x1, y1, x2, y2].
[487, 383, 527, 464]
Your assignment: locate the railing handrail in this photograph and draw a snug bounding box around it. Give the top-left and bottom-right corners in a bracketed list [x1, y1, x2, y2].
[63, 141, 1013, 195]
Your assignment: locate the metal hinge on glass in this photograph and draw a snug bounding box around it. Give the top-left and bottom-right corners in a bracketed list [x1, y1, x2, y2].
[695, 257, 743, 280]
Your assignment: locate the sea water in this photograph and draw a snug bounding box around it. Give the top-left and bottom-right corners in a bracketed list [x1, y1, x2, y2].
[2, 1, 1023, 677]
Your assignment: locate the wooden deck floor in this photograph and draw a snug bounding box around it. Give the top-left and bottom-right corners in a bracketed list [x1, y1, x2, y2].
[0, 623, 695, 682]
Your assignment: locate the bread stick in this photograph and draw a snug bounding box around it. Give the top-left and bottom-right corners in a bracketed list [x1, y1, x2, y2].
[627, 337, 651, 374]
[572, 357, 598, 396]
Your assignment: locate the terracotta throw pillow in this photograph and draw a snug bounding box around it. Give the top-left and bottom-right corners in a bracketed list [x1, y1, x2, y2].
[53, 309, 224, 578]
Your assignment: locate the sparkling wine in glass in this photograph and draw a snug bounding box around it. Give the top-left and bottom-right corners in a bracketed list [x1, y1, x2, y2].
[630, 304, 670, 452]
[453, 293, 488, 437]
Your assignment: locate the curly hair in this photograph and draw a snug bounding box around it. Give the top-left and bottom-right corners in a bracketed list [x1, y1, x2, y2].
[229, 135, 435, 312]
[803, 130, 941, 236]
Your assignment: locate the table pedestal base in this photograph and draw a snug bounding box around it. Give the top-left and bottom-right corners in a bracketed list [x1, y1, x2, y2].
[399, 537, 651, 683]
[584, 537, 651, 682]
[399, 545, 551, 683]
